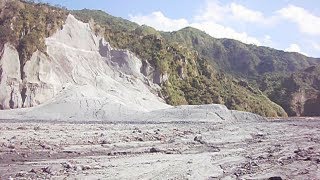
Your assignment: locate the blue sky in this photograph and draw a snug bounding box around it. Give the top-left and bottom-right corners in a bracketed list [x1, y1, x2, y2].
[42, 0, 320, 57]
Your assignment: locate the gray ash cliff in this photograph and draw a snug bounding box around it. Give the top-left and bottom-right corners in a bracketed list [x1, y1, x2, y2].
[0, 14, 168, 112]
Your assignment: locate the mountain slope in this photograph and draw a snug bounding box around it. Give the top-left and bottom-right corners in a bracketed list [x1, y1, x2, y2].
[71, 9, 287, 117]
[260, 65, 320, 116]
[0, 9, 263, 123]
[162, 27, 319, 77]
[0, 1, 290, 117]
[162, 27, 320, 116]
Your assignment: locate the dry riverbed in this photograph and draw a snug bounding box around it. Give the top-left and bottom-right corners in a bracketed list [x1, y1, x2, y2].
[0, 118, 320, 179]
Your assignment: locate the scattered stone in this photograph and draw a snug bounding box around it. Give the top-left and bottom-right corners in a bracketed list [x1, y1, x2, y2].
[21, 153, 28, 158]
[7, 144, 15, 149]
[134, 127, 142, 133]
[137, 137, 144, 141]
[304, 157, 312, 161]
[74, 165, 83, 171]
[11, 136, 17, 139]
[194, 135, 206, 144]
[93, 165, 102, 169]
[34, 126, 41, 131]
[63, 150, 76, 154]
[164, 150, 175, 154]
[81, 165, 91, 170]
[62, 162, 73, 169]
[194, 135, 202, 142]
[100, 140, 109, 144]
[30, 168, 37, 173]
[42, 166, 53, 174]
[208, 145, 220, 152]
[15, 171, 27, 177]
[150, 147, 161, 153]
[256, 132, 265, 137]
[17, 126, 27, 130]
[294, 149, 300, 153]
[40, 143, 52, 150]
[268, 177, 282, 180]
[10, 149, 16, 153]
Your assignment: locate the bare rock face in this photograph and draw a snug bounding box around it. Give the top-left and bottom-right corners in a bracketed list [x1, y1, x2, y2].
[140, 60, 169, 85]
[0, 43, 22, 109]
[0, 15, 169, 120]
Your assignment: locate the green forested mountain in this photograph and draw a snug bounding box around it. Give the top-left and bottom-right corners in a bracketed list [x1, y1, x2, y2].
[162, 27, 319, 78]
[1, 1, 319, 117]
[162, 27, 320, 116]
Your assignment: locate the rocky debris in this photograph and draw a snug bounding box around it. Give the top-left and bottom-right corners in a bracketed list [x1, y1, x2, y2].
[133, 127, 142, 133]
[7, 144, 15, 149]
[33, 126, 41, 131]
[60, 161, 97, 172]
[100, 140, 109, 144]
[39, 143, 52, 150]
[62, 162, 73, 169]
[29, 168, 38, 173]
[42, 166, 53, 174]
[73, 165, 82, 171]
[268, 177, 282, 180]
[194, 135, 206, 144]
[137, 137, 144, 142]
[81, 165, 91, 171]
[293, 148, 315, 161]
[15, 171, 27, 177]
[17, 126, 28, 130]
[0, 118, 319, 179]
[150, 147, 161, 153]
[207, 145, 220, 152]
[233, 157, 260, 177]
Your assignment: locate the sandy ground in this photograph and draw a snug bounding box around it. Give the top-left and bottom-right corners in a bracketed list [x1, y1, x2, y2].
[0, 118, 320, 180]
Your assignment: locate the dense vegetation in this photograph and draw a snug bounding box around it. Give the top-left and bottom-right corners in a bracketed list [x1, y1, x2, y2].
[259, 66, 320, 116]
[162, 27, 319, 77]
[162, 27, 320, 116]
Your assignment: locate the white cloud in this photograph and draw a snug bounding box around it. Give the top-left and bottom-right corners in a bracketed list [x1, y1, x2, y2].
[285, 44, 301, 52]
[230, 3, 265, 23]
[278, 5, 320, 36]
[190, 22, 261, 45]
[129, 11, 189, 31]
[194, 0, 276, 26]
[285, 43, 307, 55]
[194, 0, 227, 22]
[229, 3, 277, 25]
[262, 35, 273, 46]
[312, 42, 320, 51]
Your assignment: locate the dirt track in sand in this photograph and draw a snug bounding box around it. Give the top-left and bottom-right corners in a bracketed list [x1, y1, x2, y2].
[0, 118, 320, 179]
